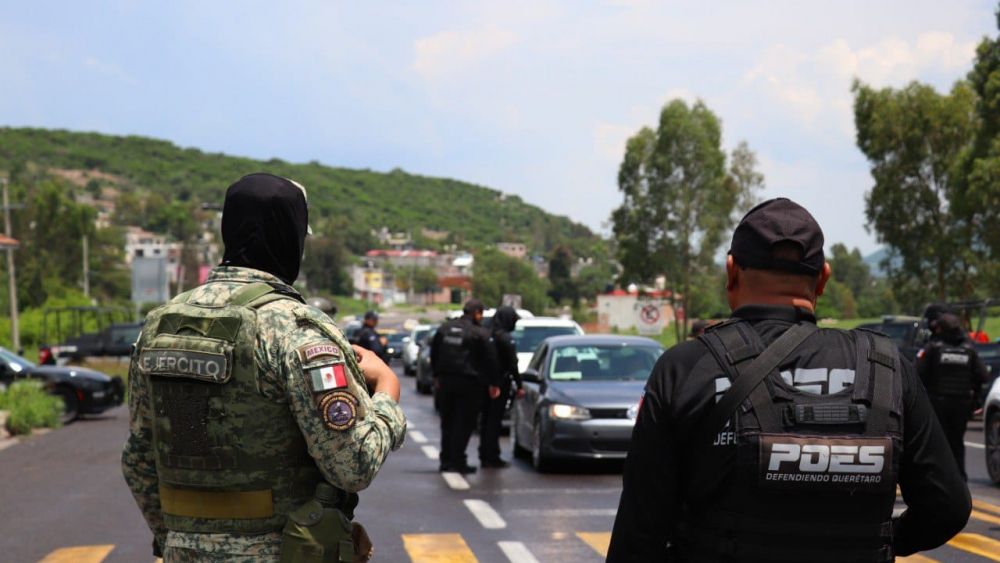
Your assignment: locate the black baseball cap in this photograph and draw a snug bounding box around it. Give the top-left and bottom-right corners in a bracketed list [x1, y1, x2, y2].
[729, 198, 825, 276]
[364, 310, 379, 321]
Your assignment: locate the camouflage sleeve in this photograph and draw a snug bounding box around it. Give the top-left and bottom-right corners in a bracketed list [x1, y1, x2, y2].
[258, 303, 406, 493]
[120, 354, 167, 548]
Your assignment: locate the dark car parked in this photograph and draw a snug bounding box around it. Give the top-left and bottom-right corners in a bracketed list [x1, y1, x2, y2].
[0, 347, 124, 422]
[415, 326, 438, 395]
[385, 331, 407, 361]
[511, 334, 663, 471]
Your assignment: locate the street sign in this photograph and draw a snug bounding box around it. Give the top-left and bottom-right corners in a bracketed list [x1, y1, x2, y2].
[636, 299, 664, 335]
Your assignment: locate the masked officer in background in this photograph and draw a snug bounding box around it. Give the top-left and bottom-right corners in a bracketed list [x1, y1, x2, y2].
[916, 312, 989, 480]
[432, 299, 500, 474]
[608, 198, 970, 562]
[354, 311, 389, 363]
[479, 305, 523, 468]
[122, 173, 406, 562]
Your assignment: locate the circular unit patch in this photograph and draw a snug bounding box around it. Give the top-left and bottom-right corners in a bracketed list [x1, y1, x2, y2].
[319, 390, 359, 431]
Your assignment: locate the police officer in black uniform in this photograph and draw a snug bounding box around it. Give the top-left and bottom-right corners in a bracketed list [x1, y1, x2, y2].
[354, 311, 388, 363]
[479, 305, 523, 468]
[608, 198, 970, 562]
[916, 312, 989, 480]
[432, 299, 500, 474]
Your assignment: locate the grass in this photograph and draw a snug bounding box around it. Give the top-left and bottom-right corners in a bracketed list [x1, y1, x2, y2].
[0, 381, 63, 435]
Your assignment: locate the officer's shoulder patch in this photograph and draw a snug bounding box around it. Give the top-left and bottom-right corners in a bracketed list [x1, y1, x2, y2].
[298, 341, 342, 363]
[318, 390, 359, 431]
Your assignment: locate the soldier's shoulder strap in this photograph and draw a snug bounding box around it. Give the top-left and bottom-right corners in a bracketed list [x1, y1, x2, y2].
[693, 321, 818, 445]
[850, 328, 901, 436]
[229, 281, 306, 309]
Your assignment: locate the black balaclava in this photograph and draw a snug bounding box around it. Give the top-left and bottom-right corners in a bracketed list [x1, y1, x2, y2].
[220, 173, 308, 285]
[493, 306, 520, 334]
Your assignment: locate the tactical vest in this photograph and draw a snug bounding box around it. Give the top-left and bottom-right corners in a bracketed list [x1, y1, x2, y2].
[435, 319, 475, 378]
[925, 342, 975, 399]
[136, 281, 333, 535]
[678, 321, 903, 562]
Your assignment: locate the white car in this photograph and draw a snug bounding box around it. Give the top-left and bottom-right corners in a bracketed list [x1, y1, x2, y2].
[402, 324, 434, 375]
[984, 374, 1000, 485]
[510, 317, 585, 373]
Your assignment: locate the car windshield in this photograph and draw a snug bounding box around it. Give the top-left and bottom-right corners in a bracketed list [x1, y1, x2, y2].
[512, 325, 580, 354]
[414, 329, 431, 342]
[0, 347, 35, 371]
[388, 333, 406, 344]
[548, 345, 662, 382]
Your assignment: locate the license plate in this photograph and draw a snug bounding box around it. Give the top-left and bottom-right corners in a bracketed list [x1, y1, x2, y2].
[92, 390, 106, 399]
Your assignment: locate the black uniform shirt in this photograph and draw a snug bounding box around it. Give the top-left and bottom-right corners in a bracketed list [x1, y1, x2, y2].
[916, 338, 989, 401]
[607, 305, 971, 561]
[354, 325, 387, 360]
[431, 316, 500, 386]
[493, 329, 522, 389]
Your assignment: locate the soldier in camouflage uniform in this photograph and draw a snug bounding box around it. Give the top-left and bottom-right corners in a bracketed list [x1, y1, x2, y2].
[122, 173, 406, 562]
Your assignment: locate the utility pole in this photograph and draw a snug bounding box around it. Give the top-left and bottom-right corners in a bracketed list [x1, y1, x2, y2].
[2, 179, 19, 352]
[82, 234, 90, 298]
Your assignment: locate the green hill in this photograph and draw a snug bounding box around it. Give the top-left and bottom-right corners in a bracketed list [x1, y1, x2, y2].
[0, 127, 601, 256]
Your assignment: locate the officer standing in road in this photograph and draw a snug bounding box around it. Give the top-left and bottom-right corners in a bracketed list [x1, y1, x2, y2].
[608, 198, 970, 562]
[916, 312, 989, 480]
[354, 311, 389, 363]
[432, 299, 500, 474]
[479, 305, 523, 468]
[122, 173, 406, 562]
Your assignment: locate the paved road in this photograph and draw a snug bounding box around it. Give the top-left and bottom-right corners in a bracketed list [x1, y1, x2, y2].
[1, 363, 998, 562]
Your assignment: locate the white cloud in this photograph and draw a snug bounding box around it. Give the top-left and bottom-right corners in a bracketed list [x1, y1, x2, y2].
[412, 26, 518, 80]
[744, 32, 978, 136]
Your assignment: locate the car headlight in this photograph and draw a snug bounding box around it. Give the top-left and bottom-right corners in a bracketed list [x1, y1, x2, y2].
[549, 403, 591, 420]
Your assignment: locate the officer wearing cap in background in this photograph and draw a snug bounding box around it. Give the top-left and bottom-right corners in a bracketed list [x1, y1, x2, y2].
[479, 305, 523, 468]
[916, 312, 989, 480]
[354, 311, 389, 363]
[122, 173, 406, 562]
[432, 299, 500, 474]
[607, 198, 970, 562]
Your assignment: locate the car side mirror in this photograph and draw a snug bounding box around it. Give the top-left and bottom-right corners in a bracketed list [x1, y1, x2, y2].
[521, 368, 542, 384]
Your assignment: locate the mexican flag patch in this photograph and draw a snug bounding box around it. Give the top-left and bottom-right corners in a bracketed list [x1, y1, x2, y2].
[309, 363, 348, 392]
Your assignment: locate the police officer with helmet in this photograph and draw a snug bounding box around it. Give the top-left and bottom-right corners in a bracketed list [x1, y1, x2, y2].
[122, 174, 406, 562]
[432, 299, 500, 474]
[916, 312, 989, 480]
[608, 198, 970, 562]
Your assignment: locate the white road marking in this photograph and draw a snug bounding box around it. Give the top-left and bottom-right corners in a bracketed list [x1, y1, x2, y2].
[490, 487, 620, 495]
[464, 499, 507, 529]
[498, 541, 540, 563]
[441, 472, 470, 490]
[507, 508, 618, 517]
[409, 430, 429, 444]
[965, 441, 986, 450]
[421, 445, 440, 460]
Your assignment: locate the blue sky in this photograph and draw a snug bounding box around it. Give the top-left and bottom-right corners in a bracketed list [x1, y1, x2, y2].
[0, 1, 994, 254]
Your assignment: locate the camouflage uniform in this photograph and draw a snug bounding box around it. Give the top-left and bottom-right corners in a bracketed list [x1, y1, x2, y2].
[122, 266, 406, 562]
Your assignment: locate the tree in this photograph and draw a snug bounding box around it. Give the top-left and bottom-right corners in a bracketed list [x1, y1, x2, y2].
[472, 247, 549, 312]
[547, 245, 576, 305]
[610, 99, 761, 340]
[301, 236, 354, 295]
[959, 12, 1000, 295]
[853, 80, 979, 308]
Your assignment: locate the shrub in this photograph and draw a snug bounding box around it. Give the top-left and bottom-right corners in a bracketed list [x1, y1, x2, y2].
[2, 381, 62, 435]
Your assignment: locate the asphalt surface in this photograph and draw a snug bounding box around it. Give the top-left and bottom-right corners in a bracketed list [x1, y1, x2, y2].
[0, 362, 998, 562]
